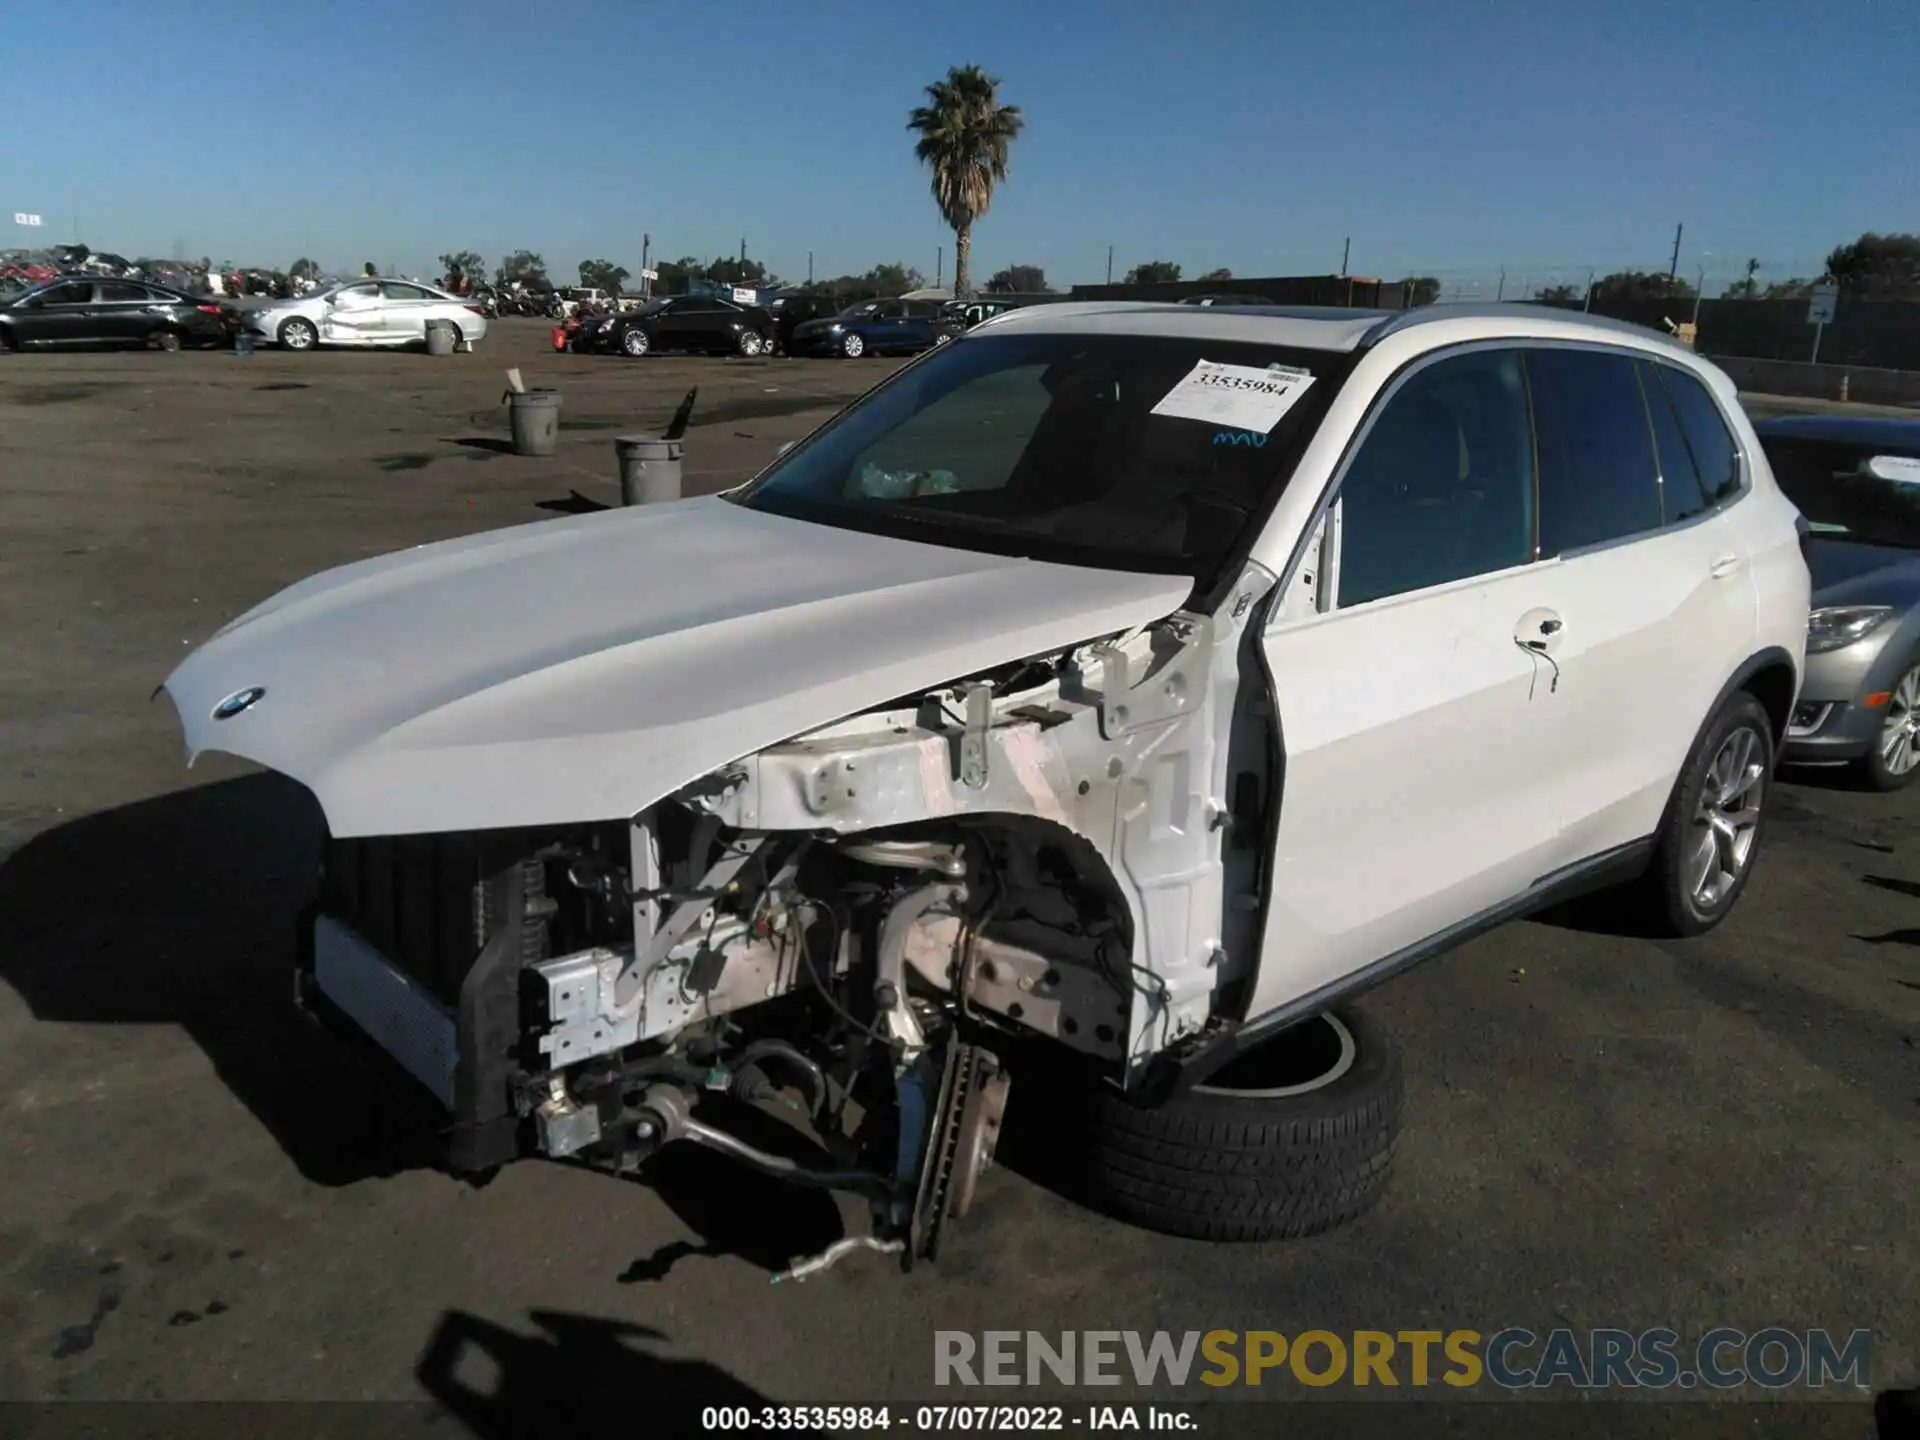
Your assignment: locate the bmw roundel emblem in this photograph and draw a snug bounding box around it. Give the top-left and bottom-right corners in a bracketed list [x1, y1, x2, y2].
[212, 687, 267, 720]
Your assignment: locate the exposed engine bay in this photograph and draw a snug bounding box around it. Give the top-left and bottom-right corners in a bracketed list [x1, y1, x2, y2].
[300, 585, 1279, 1273]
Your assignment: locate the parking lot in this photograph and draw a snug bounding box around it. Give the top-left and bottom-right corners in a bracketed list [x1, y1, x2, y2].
[0, 321, 1916, 1424]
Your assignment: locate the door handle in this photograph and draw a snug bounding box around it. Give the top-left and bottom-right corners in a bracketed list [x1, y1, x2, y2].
[1710, 554, 1743, 579]
[1514, 608, 1564, 653]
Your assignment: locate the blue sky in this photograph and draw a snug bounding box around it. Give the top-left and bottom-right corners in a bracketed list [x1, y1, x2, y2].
[3, 0, 1914, 293]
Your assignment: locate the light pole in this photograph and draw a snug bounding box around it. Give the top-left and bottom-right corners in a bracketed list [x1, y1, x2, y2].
[1691, 251, 1714, 328]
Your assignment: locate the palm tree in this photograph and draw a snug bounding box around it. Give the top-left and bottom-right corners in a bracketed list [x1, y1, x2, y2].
[907, 65, 1023, 300]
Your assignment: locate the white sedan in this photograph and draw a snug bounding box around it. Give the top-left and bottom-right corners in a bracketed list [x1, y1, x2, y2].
[244, 279, 488, 351]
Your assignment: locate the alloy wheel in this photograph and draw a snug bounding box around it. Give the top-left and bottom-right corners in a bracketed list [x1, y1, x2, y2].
[1687, 725, 1766, 910]
[1877, 666, 1920, 777]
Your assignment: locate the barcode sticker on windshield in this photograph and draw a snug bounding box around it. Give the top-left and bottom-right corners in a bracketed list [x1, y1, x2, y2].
[1151, 359, 1316, 432]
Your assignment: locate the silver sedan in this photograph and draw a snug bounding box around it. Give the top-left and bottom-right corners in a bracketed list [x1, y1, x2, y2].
[244, 279, 489, 351]
[1759, 415, 1920, 789]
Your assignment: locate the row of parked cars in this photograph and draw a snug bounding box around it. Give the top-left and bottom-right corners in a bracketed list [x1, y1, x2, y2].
[0, 273, 989, 359]
[561, 293, 968, 360]
[0, 274, 491, 353]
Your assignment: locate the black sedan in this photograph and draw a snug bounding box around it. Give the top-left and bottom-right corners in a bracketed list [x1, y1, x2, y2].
[594, 296, 775, 358]
[0, 277, 233, 352]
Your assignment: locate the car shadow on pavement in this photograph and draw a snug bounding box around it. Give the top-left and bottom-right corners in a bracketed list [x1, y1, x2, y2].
[0, 773, 446, 1187]
[1880, 1388, 1920, 1440]
[416, 1309, 769, 1439]
[614, 1099, 847, 1282]
[536, 491, 613, 515]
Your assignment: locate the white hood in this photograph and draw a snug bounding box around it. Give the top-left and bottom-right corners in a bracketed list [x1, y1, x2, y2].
[163, 497, 1191, 836]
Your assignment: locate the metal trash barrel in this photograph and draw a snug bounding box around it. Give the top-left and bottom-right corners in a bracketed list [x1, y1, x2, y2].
[508, 388, 562, 457]
[425, 319, 456, 356]
[616, 435, 684, 505]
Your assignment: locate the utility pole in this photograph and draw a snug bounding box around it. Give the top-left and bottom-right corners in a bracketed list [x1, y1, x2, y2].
[807, 251, 814, 285]
[1691, 252, 1713, 328]
[1496, 267, 1506, 301]
[1583, 268, 1595, 312]
[936, 246, 943, 288]
[1341, 236, 1350, 277]
[740, 237, 747, 265]
[1668, 222, 1683, 282]
[641, 232, 651, 296]
[1106, 245, 1113, 285]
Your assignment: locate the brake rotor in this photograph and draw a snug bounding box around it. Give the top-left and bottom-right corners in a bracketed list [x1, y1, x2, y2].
[908, 1043, 1010, 1260]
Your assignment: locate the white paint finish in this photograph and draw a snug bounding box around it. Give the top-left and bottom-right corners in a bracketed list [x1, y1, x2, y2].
[1529, 527, 1757, 862]
[1251, 567, 1566, 1016]
[164, 498, 1191, 837]
[1712, 377, 1812, 704]
[245, 279, 488, 349]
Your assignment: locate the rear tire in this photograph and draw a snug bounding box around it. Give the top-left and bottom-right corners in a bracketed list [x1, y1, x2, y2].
[1635, 691, 1773, 936]
[151, 328, 183, 352]
[1014, 1009, 1402, 1241]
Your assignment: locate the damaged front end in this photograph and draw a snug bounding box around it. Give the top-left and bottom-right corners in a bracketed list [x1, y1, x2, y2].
[299, 580, 1274, 1272]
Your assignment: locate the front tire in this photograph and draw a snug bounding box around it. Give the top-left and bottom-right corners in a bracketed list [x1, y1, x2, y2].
[1016, 1009, 1402, 1241]
[1638, 691, 1773, 936]
[737, 329, 764, 357]
[1856, 661, 1920, 791]
[841, 331, 865, 359]
[620, 327, 650, 358]
[279, 317, 318, 352]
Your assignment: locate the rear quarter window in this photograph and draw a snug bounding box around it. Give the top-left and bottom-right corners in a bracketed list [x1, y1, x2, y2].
[1655, 366, 1742, 505]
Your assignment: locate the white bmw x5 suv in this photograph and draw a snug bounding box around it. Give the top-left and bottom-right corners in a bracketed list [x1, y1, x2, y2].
[163, 302, 1809, 1262]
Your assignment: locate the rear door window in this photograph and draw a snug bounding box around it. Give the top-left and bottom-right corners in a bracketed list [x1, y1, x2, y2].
[1526, 348, 1663, 555]
[98, 282, 150, 302]
[1654, 366, 1742, 505]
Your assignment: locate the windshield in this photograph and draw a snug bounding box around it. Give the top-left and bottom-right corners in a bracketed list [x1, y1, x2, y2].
[1762, 434, 1920, 550]
[729, 330, 1347, 593]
